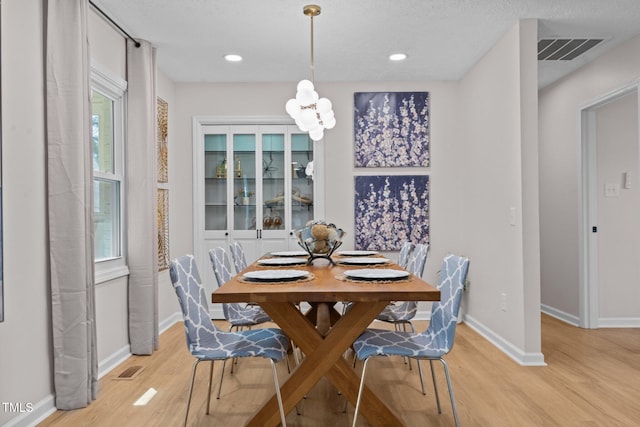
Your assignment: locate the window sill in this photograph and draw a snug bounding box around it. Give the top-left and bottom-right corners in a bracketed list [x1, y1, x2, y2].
[95, 265, 130, 285]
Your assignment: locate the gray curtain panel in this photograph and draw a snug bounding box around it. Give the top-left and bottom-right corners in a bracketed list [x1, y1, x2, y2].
[45, 0, 98, 409]
[126, 39, 159, 355]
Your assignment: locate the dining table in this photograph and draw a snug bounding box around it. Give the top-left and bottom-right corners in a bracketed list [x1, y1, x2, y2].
[211, 250, 440, 427]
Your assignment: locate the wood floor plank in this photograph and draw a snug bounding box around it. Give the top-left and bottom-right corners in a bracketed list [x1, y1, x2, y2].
[38, 316, 640, 426]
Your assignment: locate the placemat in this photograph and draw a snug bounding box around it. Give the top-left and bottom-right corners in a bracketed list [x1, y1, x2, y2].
[335, 273, 414, 284]
[239, 273, 316, 285]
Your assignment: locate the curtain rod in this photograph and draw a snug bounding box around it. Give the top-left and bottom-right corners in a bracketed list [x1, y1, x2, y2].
[89, 0, 141, 48]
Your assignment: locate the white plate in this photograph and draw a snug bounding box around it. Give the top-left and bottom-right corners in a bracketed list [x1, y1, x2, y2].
[243, 269, 309, 282]
[344, 268, 409, 280]
[337, 257, 390, 265]
[270, 250, 310, 257]
[258, 258, 308, 266]
[336, 250, 379, 256]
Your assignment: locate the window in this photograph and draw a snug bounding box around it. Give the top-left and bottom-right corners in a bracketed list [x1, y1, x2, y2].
[91, 64, 128, 283]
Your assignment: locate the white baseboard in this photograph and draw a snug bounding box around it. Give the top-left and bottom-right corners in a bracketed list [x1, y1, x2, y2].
[2, 394, 56, 427]
[159, 312, 183, 333]
[464, 314, 546, 366]
[541, 304, 580, 326]
[598, 317, 640, 327]
[98, 344, 131, 379]
[540, 304, 640, 328]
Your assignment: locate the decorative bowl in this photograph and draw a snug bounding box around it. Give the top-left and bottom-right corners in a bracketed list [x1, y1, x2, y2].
[295, 220, 345, 256]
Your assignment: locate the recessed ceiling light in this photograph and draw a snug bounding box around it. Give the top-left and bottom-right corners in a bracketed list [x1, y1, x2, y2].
[389, 53, 407, 61]
[224, 54, 243, 62]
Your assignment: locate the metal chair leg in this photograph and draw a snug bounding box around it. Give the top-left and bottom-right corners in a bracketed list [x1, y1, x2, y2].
[270, 359, 287, 427]
[429, 359, 442, 414]
[206, 360, 215, 414]
[184, 359, 202, 427]
[402, 323, 413, 370]
[437, 358, 460, 427]
[416, 358, 426, 395]
[217, 359, 227, 399]
[352, 358, 370, 427]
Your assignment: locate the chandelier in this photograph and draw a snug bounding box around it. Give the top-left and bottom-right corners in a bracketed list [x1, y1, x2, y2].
[285, 4, 336, 142]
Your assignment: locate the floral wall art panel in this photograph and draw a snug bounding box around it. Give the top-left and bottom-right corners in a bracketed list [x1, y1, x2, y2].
[157, 188, 170, 271]
[354, 175, 430, 251]
[157, 97, 168, 183]
[354, 92, 430, 168]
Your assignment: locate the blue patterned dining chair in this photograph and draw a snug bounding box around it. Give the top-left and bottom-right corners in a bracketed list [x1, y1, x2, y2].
[209, 247, 271, 331]
[209, 247, 276, 397]
[228, 241, 248, 274]
[375, 243, 429, 381]
[351, 254, 469, 427]
[397, 241, 415, 269]
[169, 254, 289, 427]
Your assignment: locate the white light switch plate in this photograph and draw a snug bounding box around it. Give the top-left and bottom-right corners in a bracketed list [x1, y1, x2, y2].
[605, 183, 619, 197]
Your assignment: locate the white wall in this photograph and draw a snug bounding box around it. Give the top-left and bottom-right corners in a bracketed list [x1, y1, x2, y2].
[539, 34, 640, 322]
[457, 20, 543, 364]
[0, 1, 52, 425]
[595, 92, 640, 320]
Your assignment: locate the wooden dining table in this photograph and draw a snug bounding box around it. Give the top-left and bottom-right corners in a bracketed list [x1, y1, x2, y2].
[211, 252, 440, 427]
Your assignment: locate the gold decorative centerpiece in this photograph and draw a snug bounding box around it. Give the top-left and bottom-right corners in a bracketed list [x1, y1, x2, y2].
[295, 220, 344, 264]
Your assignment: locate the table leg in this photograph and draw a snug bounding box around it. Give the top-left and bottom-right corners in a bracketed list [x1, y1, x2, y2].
[316, 302, 331, 336]
[249, 301, 403, 427]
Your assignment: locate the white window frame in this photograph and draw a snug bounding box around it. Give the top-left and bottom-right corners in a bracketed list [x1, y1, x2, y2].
[91, 62, 129, 284]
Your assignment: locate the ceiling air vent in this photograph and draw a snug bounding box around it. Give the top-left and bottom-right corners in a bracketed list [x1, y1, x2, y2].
[538, 38, 604, 61]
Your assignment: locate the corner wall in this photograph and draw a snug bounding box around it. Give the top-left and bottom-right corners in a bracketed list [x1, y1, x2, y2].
[457, 20, 543, 364]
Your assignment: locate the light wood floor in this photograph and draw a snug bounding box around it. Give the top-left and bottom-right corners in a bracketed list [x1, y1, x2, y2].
[39, 315, 640, 426]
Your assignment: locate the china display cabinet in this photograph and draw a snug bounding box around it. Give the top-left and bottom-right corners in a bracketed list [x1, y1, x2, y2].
[194, 119, 324, 307]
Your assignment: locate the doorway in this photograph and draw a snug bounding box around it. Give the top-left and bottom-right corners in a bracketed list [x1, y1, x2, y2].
[580, 84, 640, 328]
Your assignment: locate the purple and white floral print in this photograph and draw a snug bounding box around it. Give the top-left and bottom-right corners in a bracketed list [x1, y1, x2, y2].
[354, 92, 430, 168]
[354, 175, 429, 251]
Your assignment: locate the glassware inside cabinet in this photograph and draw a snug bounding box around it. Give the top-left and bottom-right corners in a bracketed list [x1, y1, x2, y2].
[262, 134, 286, 230]
[233, 134, 257, 231]
[204, 134, 227, 230]
[291, 134, 314, 230]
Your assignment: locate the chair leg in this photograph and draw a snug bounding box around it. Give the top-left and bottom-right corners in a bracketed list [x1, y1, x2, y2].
[416, 358, 426, 395]
[437, 358, 460, 427]
[206, 360, 215, 414]
[402, 323, 413, 370]
[352, 358, 370, 427]
[269, 359, 287, 427]
[184, 359, 202, 427]
[217, 359, 228, 399]
[429, 359, 442, 414]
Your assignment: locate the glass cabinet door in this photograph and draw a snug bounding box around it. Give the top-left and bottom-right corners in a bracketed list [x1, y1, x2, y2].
[204, 133, 228, 230]
[232, 134, 257, 231]
[262, 133, 286, 232]
[291, 133, 314, 230]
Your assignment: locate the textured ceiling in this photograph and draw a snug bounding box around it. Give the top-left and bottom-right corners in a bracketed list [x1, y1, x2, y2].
[91, 0, 640, 88]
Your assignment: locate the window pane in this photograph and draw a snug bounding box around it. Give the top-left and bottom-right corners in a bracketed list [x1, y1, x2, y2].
[94, 178, 120, 260]
[91, 91, 115, 174]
